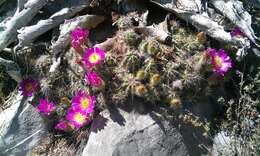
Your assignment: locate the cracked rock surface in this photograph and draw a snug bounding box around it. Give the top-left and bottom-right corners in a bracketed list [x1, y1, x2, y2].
[83, 107, 189, 156]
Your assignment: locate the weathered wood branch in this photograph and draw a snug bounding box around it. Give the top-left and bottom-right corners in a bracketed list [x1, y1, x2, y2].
[17, 5, 88, 48]
[0, 0, 48, 52]
[134, 24, 172, 44]
[150, 0, 246, 47]
[17, 0, 28, 13]
[94, 37, 117, 51]
[210, 0, 258, 44]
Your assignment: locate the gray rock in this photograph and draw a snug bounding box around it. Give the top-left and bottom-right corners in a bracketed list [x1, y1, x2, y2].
[0, 94, 46, 156]
[83, 108, 189, 156]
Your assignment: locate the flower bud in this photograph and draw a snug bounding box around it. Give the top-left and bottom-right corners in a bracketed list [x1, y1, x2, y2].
[85, 72, 105, 91]
[150, 74, 161, 86]
[136, 70, 145, 80]
[170, 98, 182, 110]
[147, 41, 160, 55]
[61, 97, 71, 107]
[196, 32, 207, 44]
[135, 84, 147, 97]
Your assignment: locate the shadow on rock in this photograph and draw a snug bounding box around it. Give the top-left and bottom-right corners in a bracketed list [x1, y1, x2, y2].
[91, 115, 109, 133]
[108, 105, 126, 126]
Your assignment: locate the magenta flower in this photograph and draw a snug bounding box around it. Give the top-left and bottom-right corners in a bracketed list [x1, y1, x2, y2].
[70, 27, 89, 50]
[36, 99, 56, 115]
[230, 27, 245, 38]
[66, 109, 89, 129]
[19, 78, 38, 97]
[207, 48, 232, 76]
[71, 90, 95, 115]
[54, 120, 69, 131]
[85, 72, 103, 88]
[83, 47, 105, 68]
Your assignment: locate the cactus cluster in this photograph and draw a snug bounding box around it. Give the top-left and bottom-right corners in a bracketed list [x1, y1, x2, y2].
[27, 19, 211, 111]
[99, 19, 210, 108]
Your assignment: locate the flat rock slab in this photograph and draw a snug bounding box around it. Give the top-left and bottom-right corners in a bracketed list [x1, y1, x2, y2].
[83, 108, 189, 156]
[0, 95, 46, 156]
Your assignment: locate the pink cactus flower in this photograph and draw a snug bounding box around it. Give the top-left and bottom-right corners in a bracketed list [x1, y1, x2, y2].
[71, 27, 89, 50]
[83, 47, 105, 68]
[19, 78, 38, 97]
[85, 71, 103, 88]
[71, 90, 95, 115]
[54, 120, 69, 131]
[207, 48, 232, 76]
[36, 99, 56, 115]
[230, 27, 245, 38]
[66, 109, 89, 129]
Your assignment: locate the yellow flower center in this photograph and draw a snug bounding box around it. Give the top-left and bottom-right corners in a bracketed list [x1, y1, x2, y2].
[89, 53, 100, 63]
[80, 97, 90, 109]
[74, 113, 86, 124]
[25, 83, 33, 92]
[214, 56, 223, 67]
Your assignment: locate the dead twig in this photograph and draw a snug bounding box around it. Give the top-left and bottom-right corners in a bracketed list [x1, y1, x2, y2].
[0, 0, 48, 52]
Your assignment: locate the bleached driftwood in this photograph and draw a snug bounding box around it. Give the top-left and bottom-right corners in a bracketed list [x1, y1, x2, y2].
[0, 57, 21, 82]
[168, 0, 202, 12]
[94, 37, 117, 51]
[17, 0, 28, 13]
[49, 15, 105, 72]
[134, 26, 171, 44]
[150, 0, 247, 47]
[0, 0, 48, 52]
[210, 0, 258, 44]
[140, 11, 149, 27]
[17, 6, 88, 48]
